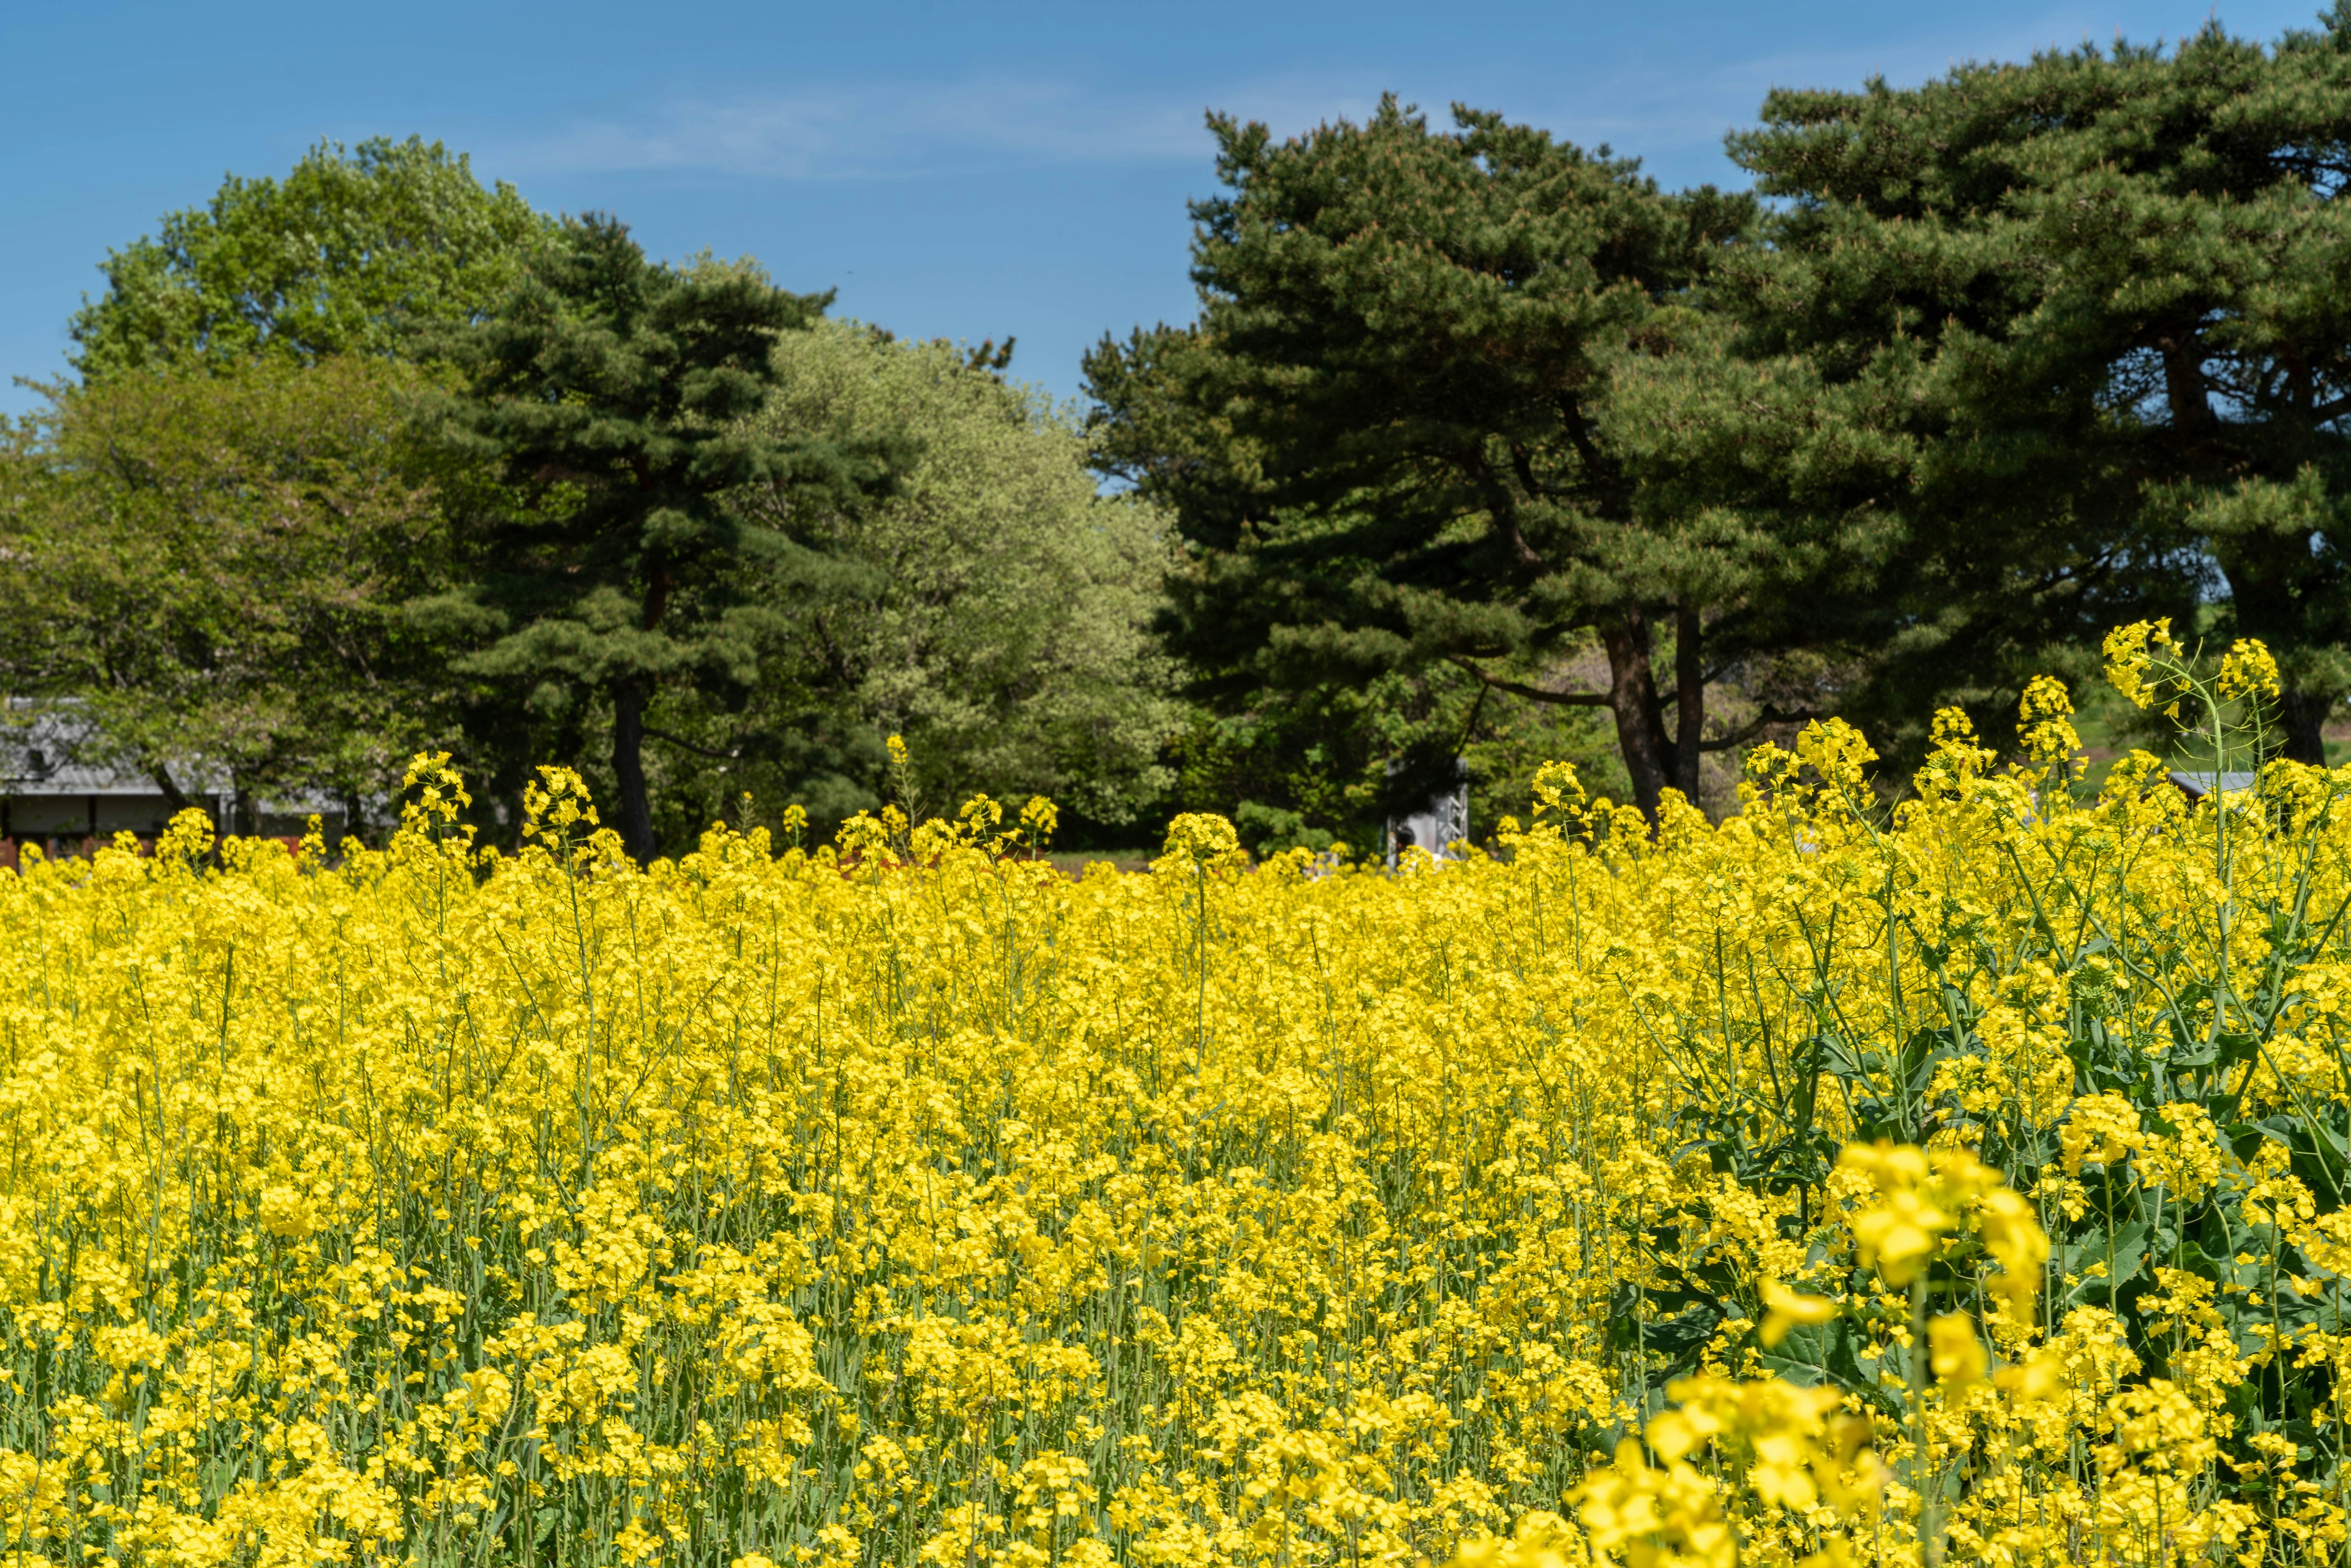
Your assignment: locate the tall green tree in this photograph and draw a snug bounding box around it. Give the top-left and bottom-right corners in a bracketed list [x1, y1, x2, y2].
[438, 217, 906, 862]
[605, 323, 1183, 843]
[1111, 99, 1768, 818]
[71, 136, 548, 378]
[0, 357, 454, 819]
[1718, 16, 2351, 761]
[1087, 322, 1628, 847]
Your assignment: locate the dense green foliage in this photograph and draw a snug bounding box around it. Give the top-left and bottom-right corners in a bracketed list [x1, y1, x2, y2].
[1085, 319, 1629, 853]
[1139, 102, 1768, 819]
[69, 137, 548, 378]
[1095, 20, 2351, 812]
[0, 356, 455, 817]
[25, 15, 2351, 847]
[629, 321, 1183, 842]
[1693, 13, 2351, 763]
[433, 220, 909, 861]
[13, 173, 1176, 853]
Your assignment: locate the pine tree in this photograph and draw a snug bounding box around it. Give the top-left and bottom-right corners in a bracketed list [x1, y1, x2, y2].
[1723, 16, 2351, 760]
[440, 216, 906, 860]
[1106, 99, 1766, 817]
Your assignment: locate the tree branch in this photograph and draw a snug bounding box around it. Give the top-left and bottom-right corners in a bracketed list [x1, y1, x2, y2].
[2311, 390, 2351, 426]
[642, 726, 742, 760]
[1658, 664, 1741, 708]
[1508, 442, 1564, 500]
[149, 760, 191, 813]
[1553, 392, 1622, 506]
[1463, 454, 1546, 570]
[1447, 655, 1609, 706]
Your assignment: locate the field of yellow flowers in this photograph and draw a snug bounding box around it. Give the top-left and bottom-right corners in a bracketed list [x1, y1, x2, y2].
[1, 625, 2348, 1567]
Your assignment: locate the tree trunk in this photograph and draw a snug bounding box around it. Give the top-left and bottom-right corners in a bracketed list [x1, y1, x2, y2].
[2278, 687, 2331, 767]
[1673, 602, 1704, 804]
[149, 762, 191, 814]
[1601, 608, 1674, 821]
[611, 679, 659, 863]
[2214, 528, 2335, 765]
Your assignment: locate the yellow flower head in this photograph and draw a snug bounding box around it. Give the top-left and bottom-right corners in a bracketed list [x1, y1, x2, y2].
[2218, 637, 2281, 703]
[1993, 1347, 2070, 1405]
[259, 1183, 320, 1241]
[2102, 618, 2178, 709]
[2137, 1101, 2227, 1208]
[2102, 1379, 2214, 1475]
[522, 765, 599, 846]
[2017, 675, 2081, 768]
[1018, 795, 1059, 846]
[1450, 1514, 1581, 1568]
[2059, 1092, 2141, 1176]
[1976, 1185, 2052, 1318]
[402, 749, 473, 829]
[957, 794, 1004, 836]
[1619, 1374, 1880, 1526]
[1795, 718, 1878, 795]
[1161, 812, 1242, 867]
[1840, 1142, 1948, 1286]
[1837, 1141, 2045, 1308]
[1916, 707, 1997, 797]
[1531, 760, 1587, 819]
[1927, 1311, 1988, 1388]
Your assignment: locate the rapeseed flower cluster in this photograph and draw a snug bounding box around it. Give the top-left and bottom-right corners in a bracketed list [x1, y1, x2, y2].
[0, 631, 2344, 1566]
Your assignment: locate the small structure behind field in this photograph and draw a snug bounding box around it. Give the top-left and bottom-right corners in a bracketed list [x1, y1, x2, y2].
[2167, 769, 2260, 800]
[0, 707, 345, 866]
[1387, 757, 1469, 869]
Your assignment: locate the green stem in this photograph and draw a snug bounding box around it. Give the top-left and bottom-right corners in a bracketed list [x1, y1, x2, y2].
[1908, 1275, 1943, 1568]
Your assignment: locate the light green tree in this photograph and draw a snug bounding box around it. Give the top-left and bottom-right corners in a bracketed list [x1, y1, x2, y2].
[70, 136, 549, 378]
[0, 357, 454, 820]
[637, 322, 1185, 840]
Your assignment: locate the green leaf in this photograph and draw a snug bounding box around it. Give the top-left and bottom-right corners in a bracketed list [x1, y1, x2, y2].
[1758, 1317, 1900, 1416]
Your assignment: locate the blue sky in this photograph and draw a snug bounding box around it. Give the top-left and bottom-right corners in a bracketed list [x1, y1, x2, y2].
[0, 0, 2325, 416]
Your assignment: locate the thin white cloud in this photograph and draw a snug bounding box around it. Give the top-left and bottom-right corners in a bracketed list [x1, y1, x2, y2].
[496, 72, 1379, 180]
[486, 7, 2253, 188]
[1419, 7, 2205, 179]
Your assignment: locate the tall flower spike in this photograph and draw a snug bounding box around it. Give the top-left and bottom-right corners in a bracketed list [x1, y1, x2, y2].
[2218, 638, 2281, 702]
[2017, 675, 2080, 770]
[2102, 618, 2178, 710]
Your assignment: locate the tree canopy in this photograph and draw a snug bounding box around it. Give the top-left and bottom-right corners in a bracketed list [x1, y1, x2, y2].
[1712, 15, 2351, 760]
[626, 321, 1185, 842]
[24, 135, 1184, 857]
[34, 20, 2351, 850]
[70, 136, 549, 379]
[0, 356, 455, 819]
[1094, 100, 1779, 819]
[1087, 321, 1627, 851]
[435, 217, 909, 861]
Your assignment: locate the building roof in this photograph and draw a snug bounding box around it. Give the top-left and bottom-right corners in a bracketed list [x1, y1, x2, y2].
[2167, 769, 2260, 799]
[0, 705, 228, 800]
[0, 702, 356, 822]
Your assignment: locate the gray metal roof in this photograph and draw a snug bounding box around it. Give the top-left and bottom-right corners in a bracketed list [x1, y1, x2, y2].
[0, 704, 228, 800]
[2167, 769, 2261, 799]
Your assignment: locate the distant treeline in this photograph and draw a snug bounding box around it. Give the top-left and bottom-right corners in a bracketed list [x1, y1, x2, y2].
[10, 15, 2351, 855]
[2, 142, 1176, 858]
